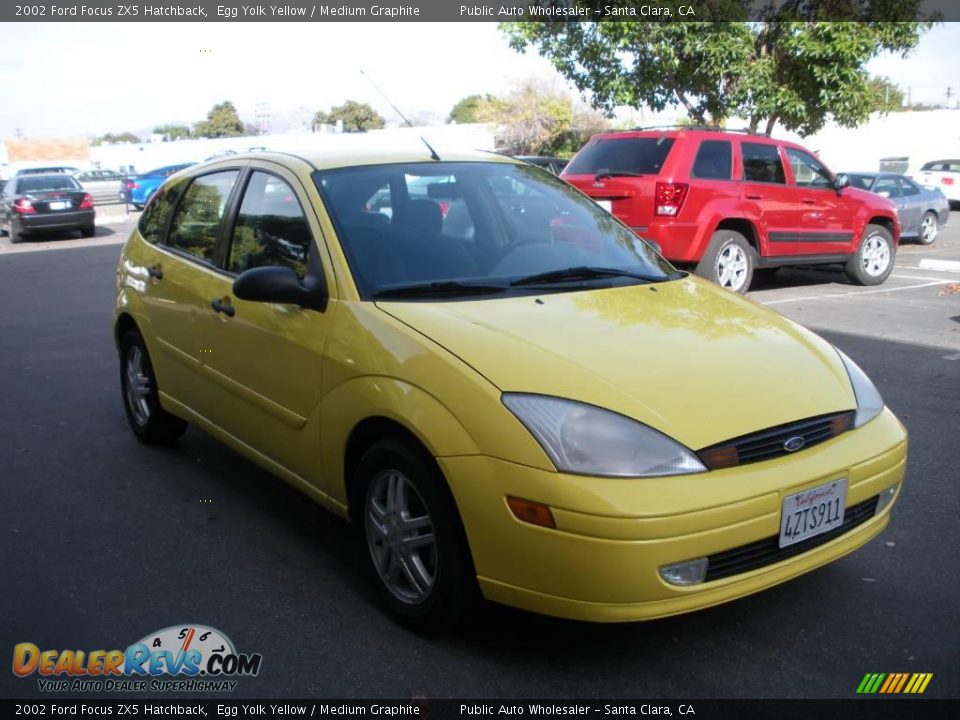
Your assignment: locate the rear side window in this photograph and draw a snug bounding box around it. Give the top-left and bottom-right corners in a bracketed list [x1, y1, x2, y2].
[137, 181, 184, 244]
[228, 172, 313, 278]
[166, 171, 239, 263]
[742, 143, 786, 184]
[566, 137, 675, 176]
[691, 140, 732, 179]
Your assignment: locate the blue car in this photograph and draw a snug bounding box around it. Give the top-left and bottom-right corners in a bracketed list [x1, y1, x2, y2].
[120, 163, 195, 209]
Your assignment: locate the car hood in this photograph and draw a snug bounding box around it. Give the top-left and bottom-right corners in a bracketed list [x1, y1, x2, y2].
[377, 278, 856, 450]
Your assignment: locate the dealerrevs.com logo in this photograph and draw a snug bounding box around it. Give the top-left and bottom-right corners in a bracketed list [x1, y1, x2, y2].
[12, 624, 262, 693]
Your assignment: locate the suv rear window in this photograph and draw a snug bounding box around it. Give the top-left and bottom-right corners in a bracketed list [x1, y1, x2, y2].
[566, 137, 675, 176]
[921, 160, 960, 172]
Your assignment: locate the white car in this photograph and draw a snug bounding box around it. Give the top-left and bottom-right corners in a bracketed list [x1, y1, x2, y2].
[913, 159, 960, 205]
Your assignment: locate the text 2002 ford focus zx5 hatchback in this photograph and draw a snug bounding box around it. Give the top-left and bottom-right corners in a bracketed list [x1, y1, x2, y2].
[114, 148, 907, 629]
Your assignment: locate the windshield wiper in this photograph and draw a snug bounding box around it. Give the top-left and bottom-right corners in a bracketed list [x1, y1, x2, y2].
[372, 281, 507, 299]
[594, 171, 646, 181]
[510, 266, 663, 287]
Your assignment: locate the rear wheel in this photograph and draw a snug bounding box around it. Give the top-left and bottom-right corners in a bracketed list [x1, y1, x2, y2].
[80, 225, 95, 238]
[119, 329, 187, 445]
[352, 437, 476, 631]
[696, 230, 755, 294]
[846, 224, 894, 286]
[918, 211, 938, 245]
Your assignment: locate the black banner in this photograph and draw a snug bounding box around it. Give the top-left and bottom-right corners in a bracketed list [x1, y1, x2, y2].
[0, 0, 953, 23]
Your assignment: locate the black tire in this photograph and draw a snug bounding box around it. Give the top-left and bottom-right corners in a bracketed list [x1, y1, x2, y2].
[133, 204, 144, 211]
[119, 329, 187, 445]
[695, 230, 755, 294]
[9, 227, 22, 244]
[351, 437, 477, 632]
[80, 225, 95, 238]
[917, 211, 939, 245]
[846, 224, 895, 286]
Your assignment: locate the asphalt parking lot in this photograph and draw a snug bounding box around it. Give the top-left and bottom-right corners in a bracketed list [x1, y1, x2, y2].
[0, 213, 957, 701]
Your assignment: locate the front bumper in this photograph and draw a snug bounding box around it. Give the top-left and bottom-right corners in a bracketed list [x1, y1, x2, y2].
[441, 408, 906, 622]
[14, 209, 95, 233]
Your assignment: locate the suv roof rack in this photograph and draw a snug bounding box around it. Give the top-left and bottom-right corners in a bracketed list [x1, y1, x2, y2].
[627, 125, 764, 135]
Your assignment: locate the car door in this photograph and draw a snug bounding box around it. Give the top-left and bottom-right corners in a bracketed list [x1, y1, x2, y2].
[136, 169, 242, 410]
[738, 141, 798, 257]
[894, 176, 925, 236]
[783, 146, 858, 255]
[198, 163, 336, 482]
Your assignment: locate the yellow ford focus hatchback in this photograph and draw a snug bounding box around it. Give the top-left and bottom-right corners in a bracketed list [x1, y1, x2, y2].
[114, 147, 907, 629]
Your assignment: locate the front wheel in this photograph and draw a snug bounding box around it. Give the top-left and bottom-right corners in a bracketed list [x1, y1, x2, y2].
[352, 437, 476, 631]
[918, 211, 939, 245]
[846, 224, 894, 286]
[695, 230, 755, 294]
[119, 329, 187, 445]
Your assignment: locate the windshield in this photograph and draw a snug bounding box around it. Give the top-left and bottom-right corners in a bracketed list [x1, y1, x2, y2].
[313, 162, 677, 300]
[565, 137, 675, 176]
[17, 175, 82, 193]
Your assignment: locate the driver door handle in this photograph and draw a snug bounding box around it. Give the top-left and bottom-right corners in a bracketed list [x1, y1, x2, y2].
[211, 298, 235, 317]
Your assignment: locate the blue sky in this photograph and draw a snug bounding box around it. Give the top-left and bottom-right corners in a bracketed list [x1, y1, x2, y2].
[1, 21, 957, 139]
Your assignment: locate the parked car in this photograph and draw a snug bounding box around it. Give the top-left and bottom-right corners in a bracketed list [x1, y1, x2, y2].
[912, 159, 960, 207]
[0, 173, 95, 243]
[120, 163, 196, 209]
[561, 127, 901, 293]
[845, 172, 949, 245]
[16, 166, 81, 176]
[114, 149, 906, 629]
[75, 169, 125, 205]
[515, 156, 569, 175]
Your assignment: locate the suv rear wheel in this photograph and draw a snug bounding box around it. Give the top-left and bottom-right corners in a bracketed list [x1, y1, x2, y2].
[846, 224, 894, 286]
[696, 230, 755, 294]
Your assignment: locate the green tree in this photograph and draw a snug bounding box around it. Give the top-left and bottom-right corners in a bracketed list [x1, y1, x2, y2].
[153, 124, 191, 141]
[92, 132, 141, 145]
[868, 77, 906, 113]
[313, 101, 385, 133]
[502, 2, 936, 136]
[449, 94, 494, 124]
[194, 101, 244, 138]
[476, 81, 607, 156]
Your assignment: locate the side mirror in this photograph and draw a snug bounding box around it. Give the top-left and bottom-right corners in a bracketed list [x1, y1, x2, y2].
[833, 173, 849, 193]
[233, 266, 327, 312]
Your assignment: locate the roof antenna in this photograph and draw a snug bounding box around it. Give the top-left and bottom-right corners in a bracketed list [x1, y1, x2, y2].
[359, 68, 414, 128]
[420, 136, 441, 161]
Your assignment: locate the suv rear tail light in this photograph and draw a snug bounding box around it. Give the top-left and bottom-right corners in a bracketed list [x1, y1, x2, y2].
[14, 198, 36, 214]
[941, 177, 954, 186]
[80, 193, 94, 209]
[655, 182, 689, 217]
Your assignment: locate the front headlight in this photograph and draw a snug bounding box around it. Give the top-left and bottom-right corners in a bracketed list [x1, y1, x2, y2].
[502, 393, 707, 477]
[835, 349, 884, 428]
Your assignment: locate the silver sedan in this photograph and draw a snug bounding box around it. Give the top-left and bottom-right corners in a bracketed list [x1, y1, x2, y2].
[844, 172, 949, 245]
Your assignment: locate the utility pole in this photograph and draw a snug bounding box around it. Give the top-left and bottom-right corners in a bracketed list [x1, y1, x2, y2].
[254, 102, 271, 136]
[947, 87, 953, 108]
[14, 128, 24, 140]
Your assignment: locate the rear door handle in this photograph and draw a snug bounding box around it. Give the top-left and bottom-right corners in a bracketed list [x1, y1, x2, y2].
[745, 194, 762, 200]
[147, 264, 163, 279]
[801, 198, 816, 205]
[211, 298, 235, 317]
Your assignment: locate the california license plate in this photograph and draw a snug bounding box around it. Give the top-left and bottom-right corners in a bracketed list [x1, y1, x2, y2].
[779, 478, 847, 548]
[49, 201, 69, 210]
[595, 199, 612, 212]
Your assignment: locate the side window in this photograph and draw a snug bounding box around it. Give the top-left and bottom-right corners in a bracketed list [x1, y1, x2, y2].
[785, 147, 832, 188]
[166, 171, 238, 263]
[873, 177, 900, 198]
[138, 180, 185, 244]
[228, 171, 312, 278]
[691, 140, 732, 180]
[742, 142, 786, 184]
[897, 177, 920, 197]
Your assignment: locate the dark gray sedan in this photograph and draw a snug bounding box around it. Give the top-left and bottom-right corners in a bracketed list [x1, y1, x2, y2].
[843, 171, 949, 245]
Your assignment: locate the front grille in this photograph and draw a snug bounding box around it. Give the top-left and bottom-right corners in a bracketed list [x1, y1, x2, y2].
[703, 495, 879, 582]
[698, 411, 855, 470]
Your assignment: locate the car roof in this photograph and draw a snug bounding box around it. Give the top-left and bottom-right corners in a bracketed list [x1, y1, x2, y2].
[191, 147, 518, 172]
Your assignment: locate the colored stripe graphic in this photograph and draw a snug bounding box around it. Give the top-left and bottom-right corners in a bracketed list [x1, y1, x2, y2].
[857, 673, 933, 694]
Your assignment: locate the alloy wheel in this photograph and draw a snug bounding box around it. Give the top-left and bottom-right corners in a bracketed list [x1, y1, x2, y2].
[860, 235, 891, 277]
[124, 346, 152, 428]
[920, 215, 937, 244]
[716, 243, 749, 291]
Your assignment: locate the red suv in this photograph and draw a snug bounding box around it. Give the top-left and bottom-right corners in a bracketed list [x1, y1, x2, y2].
[561, 128, 900, 293]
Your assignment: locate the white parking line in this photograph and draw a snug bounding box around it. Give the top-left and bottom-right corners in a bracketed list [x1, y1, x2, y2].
[919, 259, 960, 273]
[763, 280, 950, 305]
[943, 352, 960, 361]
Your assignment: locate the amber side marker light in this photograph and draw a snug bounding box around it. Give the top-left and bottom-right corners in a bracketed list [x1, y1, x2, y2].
[506, 496, 556, 529]
[699, 445, 739, 470]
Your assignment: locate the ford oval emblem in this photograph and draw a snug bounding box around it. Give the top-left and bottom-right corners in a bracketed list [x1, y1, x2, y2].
[783, 436, 806, 453]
